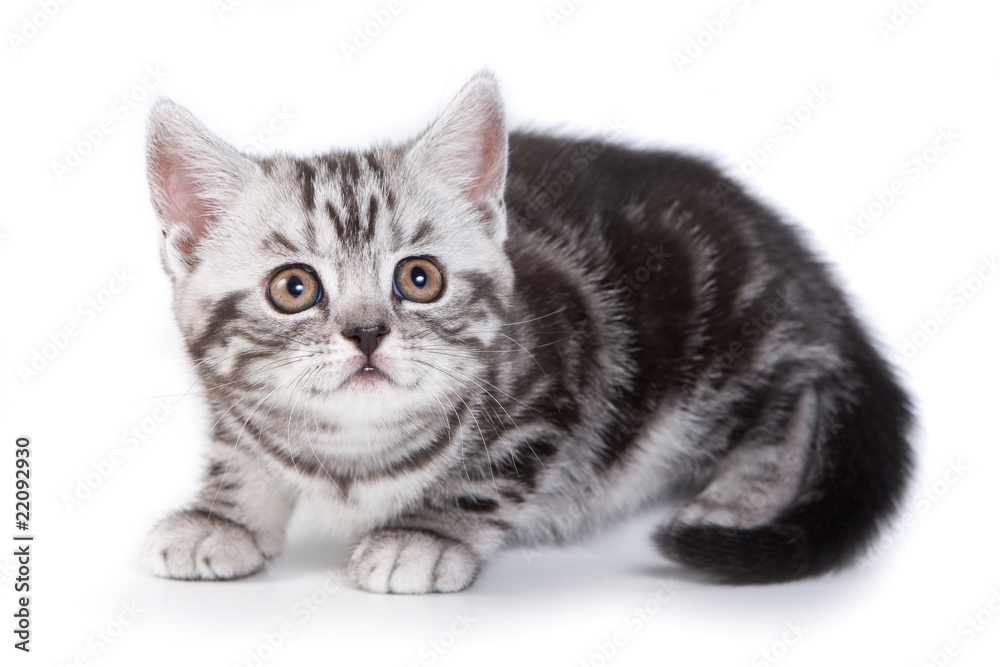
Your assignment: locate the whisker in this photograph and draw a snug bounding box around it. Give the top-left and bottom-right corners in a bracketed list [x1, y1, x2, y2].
[439, 385, 501, 517]
[498, 307, 570, 327]
[206, 373, 298, 519]
[415, 358, 543, 419]
[416, 358, 547, 474]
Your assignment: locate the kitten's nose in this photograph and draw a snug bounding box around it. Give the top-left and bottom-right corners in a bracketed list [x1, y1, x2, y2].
[342, 323, 390, 360]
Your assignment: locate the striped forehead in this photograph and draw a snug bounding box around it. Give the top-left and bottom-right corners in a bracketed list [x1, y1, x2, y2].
[257, 150, 403, 257]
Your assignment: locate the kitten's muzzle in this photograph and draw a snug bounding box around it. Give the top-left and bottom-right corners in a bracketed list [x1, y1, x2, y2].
[342, 323, 390, 369]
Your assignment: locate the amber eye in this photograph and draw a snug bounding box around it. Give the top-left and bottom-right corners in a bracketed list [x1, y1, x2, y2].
[393, 257, 444, 303]
[268, 265, 322, 314]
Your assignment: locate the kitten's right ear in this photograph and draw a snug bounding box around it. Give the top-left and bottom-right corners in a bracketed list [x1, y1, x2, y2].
[146, 100, 248, 276]
[409, 72, 508, 214]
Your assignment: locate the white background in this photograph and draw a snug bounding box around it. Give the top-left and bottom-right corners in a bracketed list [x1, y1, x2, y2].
[2, 1, 999, 665]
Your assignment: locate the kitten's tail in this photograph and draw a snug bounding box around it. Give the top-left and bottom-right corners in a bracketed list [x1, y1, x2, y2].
[656, 334, 913, 584]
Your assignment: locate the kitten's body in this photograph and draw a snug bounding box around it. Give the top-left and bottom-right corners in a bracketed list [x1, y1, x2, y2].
[144, 74, 912, 592]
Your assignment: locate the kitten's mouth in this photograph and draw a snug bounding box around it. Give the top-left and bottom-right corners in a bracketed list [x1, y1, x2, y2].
[346, 364, 391, 387]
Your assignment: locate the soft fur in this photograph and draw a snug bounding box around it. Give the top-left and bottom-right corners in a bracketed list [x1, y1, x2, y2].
[143, 72, 912, 593]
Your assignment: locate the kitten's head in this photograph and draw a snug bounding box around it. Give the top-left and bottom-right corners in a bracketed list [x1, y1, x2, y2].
[147, 73, 513, 441]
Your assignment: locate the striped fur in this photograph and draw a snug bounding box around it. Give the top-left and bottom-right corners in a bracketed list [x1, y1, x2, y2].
[143, 73, 912, 592]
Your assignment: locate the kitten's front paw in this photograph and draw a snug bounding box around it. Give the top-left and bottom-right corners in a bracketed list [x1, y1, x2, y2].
[144, 510, 267, 581]
[348, 529, 479, 594]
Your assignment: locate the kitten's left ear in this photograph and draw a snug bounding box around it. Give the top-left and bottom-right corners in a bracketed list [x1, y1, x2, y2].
[146, 99, 252, 278]
[410, 72, 508, 219]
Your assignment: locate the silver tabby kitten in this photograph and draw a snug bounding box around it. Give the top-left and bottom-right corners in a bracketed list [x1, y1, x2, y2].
[143, 72, 912, 593]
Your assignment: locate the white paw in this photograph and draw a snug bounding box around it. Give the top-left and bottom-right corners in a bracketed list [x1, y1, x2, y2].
[145, 510, 267, 580]
[348, 529, 479, 594]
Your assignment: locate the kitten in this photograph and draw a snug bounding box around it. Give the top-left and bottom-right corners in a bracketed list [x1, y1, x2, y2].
[143, 72, 912, 593]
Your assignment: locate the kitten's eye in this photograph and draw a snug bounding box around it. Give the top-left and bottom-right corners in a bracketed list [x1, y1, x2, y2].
[393, 257, 444, 303]
[268, 265, 322, 314]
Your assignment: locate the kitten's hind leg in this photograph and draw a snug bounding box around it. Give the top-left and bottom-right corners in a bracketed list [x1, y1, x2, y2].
[658, 387, 822, 583]
[658, 370, 911, 583]
[673, 388, 819, 533]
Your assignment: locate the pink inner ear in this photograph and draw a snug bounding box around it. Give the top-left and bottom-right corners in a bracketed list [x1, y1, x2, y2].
[169, 172, 210, 243]
[454, 142, 487, 196]
[454, 118, 505, 202]
[157, 162, 214, 255]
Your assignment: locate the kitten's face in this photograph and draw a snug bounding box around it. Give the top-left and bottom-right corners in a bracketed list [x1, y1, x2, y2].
[148, 76, 511, 445]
